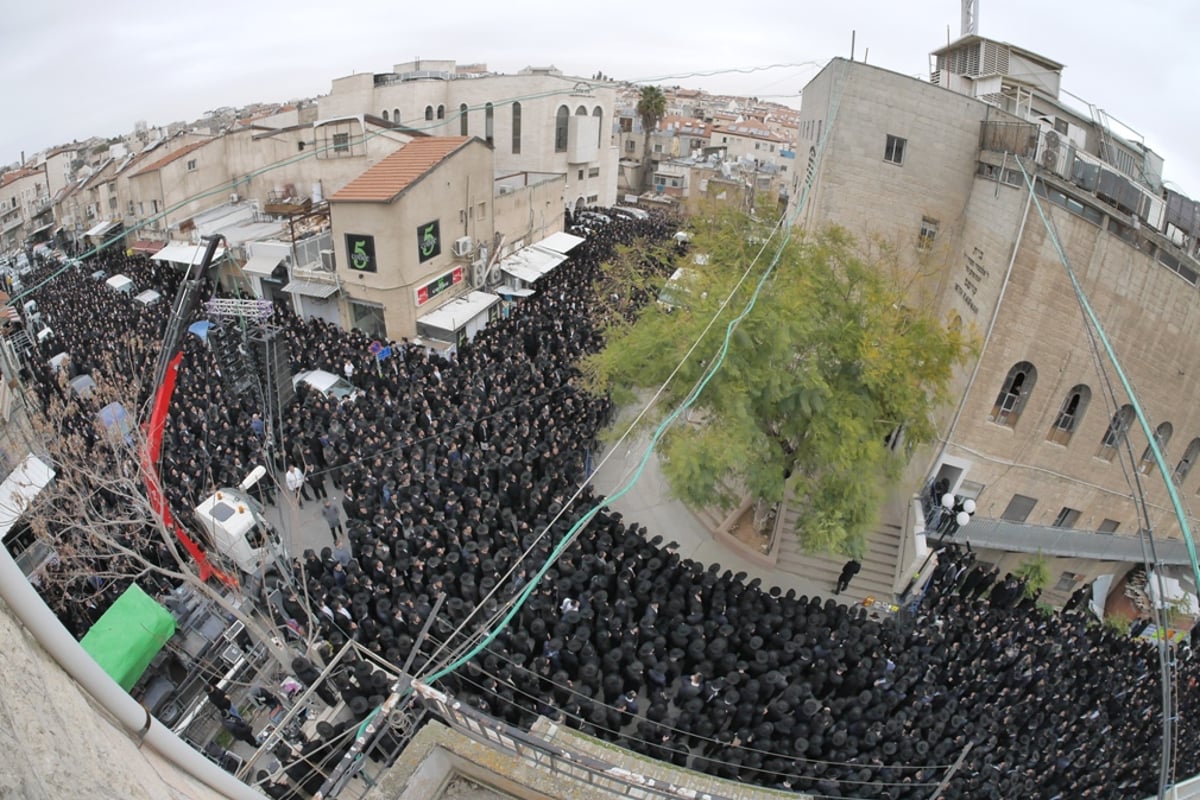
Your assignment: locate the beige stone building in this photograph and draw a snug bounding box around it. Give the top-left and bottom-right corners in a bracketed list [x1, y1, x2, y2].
[787, 40, 1200, 609]
[326, 136, 572, 344]
[0, 165, 52, 256]
[329, 137, 498, 341]
[319, 60, 617, 212]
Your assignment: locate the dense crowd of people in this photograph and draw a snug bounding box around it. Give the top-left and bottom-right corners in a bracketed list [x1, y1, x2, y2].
[14, 210, 1199, 799]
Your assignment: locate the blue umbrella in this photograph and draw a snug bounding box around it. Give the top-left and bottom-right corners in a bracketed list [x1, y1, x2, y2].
[187, 320, 212, 341]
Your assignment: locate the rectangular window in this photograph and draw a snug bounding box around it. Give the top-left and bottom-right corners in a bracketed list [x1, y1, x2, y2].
[186, 159, 197, 171]
[1053, 571, 1081, 592]
[476, 202, 486, 220]
[152, 200, 159, 214]
[625, 140, 636, 152]
[1097, 519, 1120, 534]
[1052, 507, 1081, 528]
[459, 209, 467, 224]
[619, 118, 632, 133]
[333, 133, 350, 154]
[578, 169, 584, 180]
[1000, 494, 1037, 523]
[884, 134, 906, 165]
[586, 194, 598, 203]
[588, 167, 600, 178]
[917, 217, 938, 252]
[654, 143, 663, 153]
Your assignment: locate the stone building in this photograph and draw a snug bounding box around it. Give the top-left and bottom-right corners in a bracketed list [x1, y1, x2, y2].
[788, 37, 1200, 610]
[318, 60, 617, 212]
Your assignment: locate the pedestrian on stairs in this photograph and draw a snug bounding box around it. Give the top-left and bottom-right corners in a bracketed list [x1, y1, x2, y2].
[835, 559, 861, 595]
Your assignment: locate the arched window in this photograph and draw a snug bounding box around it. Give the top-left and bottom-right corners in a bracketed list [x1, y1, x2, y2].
[393, 108, 400, 124]
[459, 103, 469, 136]
[485, 102, 494, 146]
[381, 110, 389, 122]
[437, 104, 445, 120]
[511, 102, 522, 154]
[1138, 422, 1173, 473]
[1046, 384, 1090, 445]
[593, 106, 603, 148]
[576, 105, 588, 116]
[425, 105, 434, 121]
[1175, 438, 1200, 484]
[555, 106, 569, 153]
[1098, 404, 1135, 461]
[990, 361, 1037, 427]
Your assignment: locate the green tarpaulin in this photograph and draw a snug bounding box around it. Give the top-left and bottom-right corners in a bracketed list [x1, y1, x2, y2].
[80, 584, 175, 691]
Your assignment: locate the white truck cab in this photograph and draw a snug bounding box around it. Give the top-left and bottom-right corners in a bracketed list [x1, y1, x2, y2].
[192, 467, 285, 575]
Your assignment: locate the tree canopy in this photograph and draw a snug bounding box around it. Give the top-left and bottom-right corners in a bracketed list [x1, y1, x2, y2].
[582, 211, 974, 557]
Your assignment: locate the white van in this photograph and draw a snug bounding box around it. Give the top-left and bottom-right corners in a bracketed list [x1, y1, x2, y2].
[134, 289, 162, 307]
[105, 274, 135, 295]
[292, 369, 361, 402]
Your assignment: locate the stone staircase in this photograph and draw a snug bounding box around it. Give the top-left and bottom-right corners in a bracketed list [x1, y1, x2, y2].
[774, 509, 904, 605]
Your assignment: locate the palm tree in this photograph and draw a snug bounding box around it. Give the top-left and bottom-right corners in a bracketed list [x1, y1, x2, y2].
[637, 85, 667, 193]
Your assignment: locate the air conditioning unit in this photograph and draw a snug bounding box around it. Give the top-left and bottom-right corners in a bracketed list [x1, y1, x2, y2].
[497, 185, 515, 196]
[319, 249, 335, 271]
[452, 236, 473, 257]
[471, 260, 486, 289]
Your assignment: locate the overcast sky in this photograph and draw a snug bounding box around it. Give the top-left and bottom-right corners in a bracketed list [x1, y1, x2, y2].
[3, 1, 1198, 194]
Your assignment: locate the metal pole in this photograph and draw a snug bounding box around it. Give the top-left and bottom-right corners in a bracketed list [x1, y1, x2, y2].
[0, 547, 264, 799]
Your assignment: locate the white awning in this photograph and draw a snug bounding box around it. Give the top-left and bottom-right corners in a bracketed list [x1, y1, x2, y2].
[0, 454, 55, 540]
[499, 245, 567, 286]
[417, 291, 499, 333]
[535, 231, 585, 254]
[241, 254, 283, 277]
[282, 280, 339, 298]
[151, 243, 226, 266]
[496, 285, 535, 297]
[85, 220, 120, 237]
[500, 260, 543, 285]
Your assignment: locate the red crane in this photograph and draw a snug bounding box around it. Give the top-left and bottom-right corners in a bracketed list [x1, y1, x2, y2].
[141, 236, 237, 587]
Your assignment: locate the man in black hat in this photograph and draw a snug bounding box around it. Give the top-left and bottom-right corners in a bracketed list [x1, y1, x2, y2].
[834, 559, 861, 595]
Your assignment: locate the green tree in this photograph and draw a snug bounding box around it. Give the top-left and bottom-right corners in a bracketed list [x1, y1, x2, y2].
[582, 212, 974, 557]
[636, 85, 667, 193]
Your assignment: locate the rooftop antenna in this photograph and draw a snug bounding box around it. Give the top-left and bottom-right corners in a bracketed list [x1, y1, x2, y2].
[962, 0, 979, 36]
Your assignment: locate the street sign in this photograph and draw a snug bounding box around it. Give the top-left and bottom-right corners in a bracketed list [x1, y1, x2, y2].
[376, 346, 392, 362]
[368, 340, 383, 355]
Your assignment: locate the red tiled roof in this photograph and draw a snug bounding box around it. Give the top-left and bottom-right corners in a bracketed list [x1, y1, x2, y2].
[132, 138, 213, 177]
[330, 137, 471, 203]
[0, 166, 41, 188]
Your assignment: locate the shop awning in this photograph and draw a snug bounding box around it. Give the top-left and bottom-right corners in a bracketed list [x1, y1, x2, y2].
[85, 220, 121, 238]
[535, 231, 585, 255]
[496, 285, 535, 297]
[282, 279, 339, 298]
[241, 254, 283, 277]
[499, 244, 567, 285]
[27, 222, 54, 236]
[79, 584, 176, 691]
[500, 260, 543, 285]
[417, 290, 499, 333]
[128, 239, 166, 255]
[151, 243, 226, 266]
